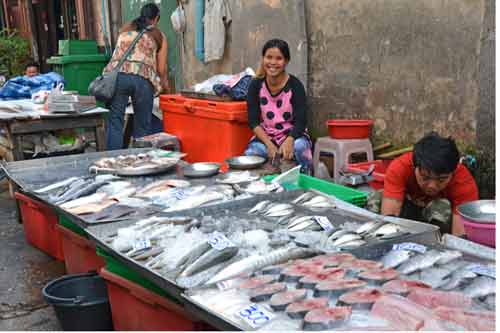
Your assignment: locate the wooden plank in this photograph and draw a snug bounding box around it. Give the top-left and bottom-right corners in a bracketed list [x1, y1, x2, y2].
[95, 119, 106, 151]
[373, 142, 392, 152]
[377, 146, 413, 159]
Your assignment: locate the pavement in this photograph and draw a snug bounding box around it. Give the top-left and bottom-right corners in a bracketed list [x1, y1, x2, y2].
[0, 181, 63, 330]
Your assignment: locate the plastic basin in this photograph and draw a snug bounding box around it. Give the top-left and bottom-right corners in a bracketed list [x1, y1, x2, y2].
[42, 272, 113, 331]
[457, 200, 496, 248]
[326, 119, 374, 139]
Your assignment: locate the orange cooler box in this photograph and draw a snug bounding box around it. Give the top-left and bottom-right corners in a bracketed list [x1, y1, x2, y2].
[160, 94, 253, 163]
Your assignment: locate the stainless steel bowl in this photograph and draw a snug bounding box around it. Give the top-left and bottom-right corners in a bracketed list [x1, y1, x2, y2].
[225, 156, 266, 170]
[183, 162, 221, 178]
[457, 200, 496, 224]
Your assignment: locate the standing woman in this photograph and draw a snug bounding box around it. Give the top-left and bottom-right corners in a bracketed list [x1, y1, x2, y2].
[244, 39, 313, 173]
[103, 3, 169, 150]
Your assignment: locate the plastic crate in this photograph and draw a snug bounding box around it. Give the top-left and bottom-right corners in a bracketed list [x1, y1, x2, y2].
[96, 247, 170, 299]
[100, 268, 198, 331]
[346, 160, 392, 190]
[159, 94, 253, 163]
[58, 213, 87, 238]
[57, 224, 105, 274]
[47, 54, 109, 96]
[15, 192, 64, 260]
[263, 174, 368, 207]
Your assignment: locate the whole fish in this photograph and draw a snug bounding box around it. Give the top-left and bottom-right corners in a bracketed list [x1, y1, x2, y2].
[301, 196, 335, 208]
[263, 203, 294, 216]
[266, 208, 295, 217]
[397, 250, 443, 275]
[49, 177, 89, 202]
[440, 267, 477, 291]
[66, 200, 116, 215]
[292, 192, 315, 205]
[97, 181, 133, 196]
[328, 229, 352, 241]
[369, 223, 403, 237]
[288, 216, 316, 229]
[419, 267, 452, 289]
[248, 200, 271, 214]
[439, 259, 469, 272]
[333, 233, 362, 247]
[131, 247, 164, 261]
[462, 276, 496, 299]
[56, 179, 110, 204]
[381, 249, 412, 269]
[356, 220, 387, 235]
[179, 246, 238, 277]
[175, 242, 212, 270]
[163, 191, 224, 212]
[483, 294, 496, 311]
[34, 176, 79, 193]
[205, 247, 316, 285]
[338, 239, 366, 250]
[435, 250, 463, 265]
[289, 220, 322, 232]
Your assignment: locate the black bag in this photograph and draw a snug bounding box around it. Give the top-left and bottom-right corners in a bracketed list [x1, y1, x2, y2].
[88, 28, 148, 102]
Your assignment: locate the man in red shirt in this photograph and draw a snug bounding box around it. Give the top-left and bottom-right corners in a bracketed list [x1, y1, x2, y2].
[367, 132, 478, 236]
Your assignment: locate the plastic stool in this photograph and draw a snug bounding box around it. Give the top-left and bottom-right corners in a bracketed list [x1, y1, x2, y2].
[313, 137, 373, 182]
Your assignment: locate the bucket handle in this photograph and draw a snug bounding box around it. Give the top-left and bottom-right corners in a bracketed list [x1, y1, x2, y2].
[183, 101, 195, 113]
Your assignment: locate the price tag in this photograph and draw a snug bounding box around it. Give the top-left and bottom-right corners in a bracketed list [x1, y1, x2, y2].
[468, 264, 496, 279]
[217, 279, 236, 291]
[237, 303, 274, 328]
[313, 216, 334, 232]
[172, 188, 187, 200]
[268, 182, 281, 192]
[133, 238, 151, 252]
[392, 242, 427, 254]
[208, 231, 235, 251]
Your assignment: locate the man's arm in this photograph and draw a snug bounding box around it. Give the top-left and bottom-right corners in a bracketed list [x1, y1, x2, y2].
[451, 214, 465, 236]
[381, 197, 403, 216]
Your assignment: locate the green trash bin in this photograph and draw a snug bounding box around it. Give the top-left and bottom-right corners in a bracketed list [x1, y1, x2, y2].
[47, 54, 110, 96]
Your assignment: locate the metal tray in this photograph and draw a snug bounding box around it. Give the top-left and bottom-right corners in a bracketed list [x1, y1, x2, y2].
[114, 163, 178, 177]
[226, 156, 267, 170]
[182, 163, 221, 178]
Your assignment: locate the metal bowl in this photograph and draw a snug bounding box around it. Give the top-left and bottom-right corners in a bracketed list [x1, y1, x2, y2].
[225, 156, 266, 170]
[457, 200, 496, 224]
[183, 162, 221, 178]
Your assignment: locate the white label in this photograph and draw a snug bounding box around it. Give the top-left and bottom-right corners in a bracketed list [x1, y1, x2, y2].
[392, 242, 427, 253]
[133, 239, 151, 252]
[314, 216, 334, 232]
[268, 182, 281, 191]
[208, 231, 235, 251]
[237, 303, 274, 328]
[173, 188, 187, 200]
[217, 280, 235, 291]
[468, 264, 496, 279]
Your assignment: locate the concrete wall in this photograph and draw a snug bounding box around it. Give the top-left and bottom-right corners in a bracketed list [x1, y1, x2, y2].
[171, 0, 493, 150]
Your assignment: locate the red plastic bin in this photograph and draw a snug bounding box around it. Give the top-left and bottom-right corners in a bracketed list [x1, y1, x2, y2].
[346, 160, 392, 190]
[326, 119, 374, 139]
[160, 94, 253, 163]
[57, 224, 105, 274]
[15, 192, 64, 261]
[100, 268, 199, 331]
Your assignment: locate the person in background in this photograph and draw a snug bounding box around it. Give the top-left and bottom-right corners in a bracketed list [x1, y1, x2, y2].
[25, 62, 40, 77]
[244, 39, 313, 174]
[103, 2, 169, 150]
[366, 132, 479, 236]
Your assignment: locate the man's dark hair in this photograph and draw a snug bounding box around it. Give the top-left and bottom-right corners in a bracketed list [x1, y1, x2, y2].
[25, 62, 40, 70]
[413, 132, 460, 174]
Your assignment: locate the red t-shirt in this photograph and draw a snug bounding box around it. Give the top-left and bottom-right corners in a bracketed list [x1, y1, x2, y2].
[383, 152, 479, 214]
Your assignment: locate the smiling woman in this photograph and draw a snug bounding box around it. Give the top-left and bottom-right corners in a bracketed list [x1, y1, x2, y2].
[244, 39, 313, 174]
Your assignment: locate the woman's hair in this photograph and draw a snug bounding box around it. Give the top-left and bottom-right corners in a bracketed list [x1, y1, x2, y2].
[255, 39, 291, 79]
[121, 3, 162, 48]
[133, 3, 160, 30]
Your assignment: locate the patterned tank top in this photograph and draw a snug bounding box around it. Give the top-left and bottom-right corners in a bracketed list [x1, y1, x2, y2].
[103, 30, 162, 95]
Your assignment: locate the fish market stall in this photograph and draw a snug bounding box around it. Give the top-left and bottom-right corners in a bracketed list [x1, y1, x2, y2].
[182, 234, 495, 331]
[86, 189, 441, 328]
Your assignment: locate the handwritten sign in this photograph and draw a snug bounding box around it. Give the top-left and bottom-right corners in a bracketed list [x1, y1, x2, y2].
[392, 242, 427, 254]
[208, 231, 235, 251]
[237, 303, 274, 328]
[133, 238, 152, 252]
[313, 216, 334, 232]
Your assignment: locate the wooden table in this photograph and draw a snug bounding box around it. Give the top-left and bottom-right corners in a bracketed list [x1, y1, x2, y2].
[0, 110, 107, 161]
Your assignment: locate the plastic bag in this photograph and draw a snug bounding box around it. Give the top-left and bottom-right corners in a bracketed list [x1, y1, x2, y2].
[193, 68, 255, 94]
[170, 5, 186, 33]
